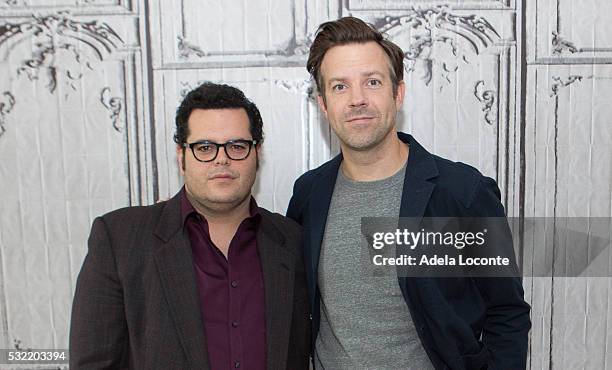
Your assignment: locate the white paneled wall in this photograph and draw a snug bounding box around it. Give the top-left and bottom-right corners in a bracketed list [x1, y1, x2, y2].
[0, 0, 610, 368]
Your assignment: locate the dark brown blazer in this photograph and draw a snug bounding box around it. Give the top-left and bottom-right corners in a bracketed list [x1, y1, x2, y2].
[69, 192, 310, 369]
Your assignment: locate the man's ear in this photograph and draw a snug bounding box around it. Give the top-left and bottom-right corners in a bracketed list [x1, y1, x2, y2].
[176, 144, 185, 175]
[395, 80, 406, 109]
[254, 143, 262, 170]
[317, 94, 329, 119]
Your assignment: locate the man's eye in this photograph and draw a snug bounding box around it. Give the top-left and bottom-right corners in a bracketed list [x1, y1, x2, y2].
[230, 144, 247, 151]
[196, 144, 213, 152]
[332, 84, 346, 92]
[367, 79, 381, 87]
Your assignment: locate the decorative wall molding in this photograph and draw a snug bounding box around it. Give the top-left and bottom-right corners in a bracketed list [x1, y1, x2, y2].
[551, 31, 578, 55]
[175, 34, 313, 61]
[274, 79, 315, 101]
[0, 12, 123, 94]
[178, 81, 195, 99]
[375, 6, 500, 89]
[0, 0, 168, 356]
[151, 0, 324, 68]
[177, 36, 205, 59]
[13, 338, 31, 351]
[100, 87, 123, 132]
[0, 91, 15, 137]
[0, 0, 133, 13]
[0, 18, 146, 202]
[548, 75, 612, 97]
[1, 0, 26, 6]
[345, 0, 513, 11]
[531, 0, 612, 62]
[474, 80, 497, 125]
[549, 75, 589, 97]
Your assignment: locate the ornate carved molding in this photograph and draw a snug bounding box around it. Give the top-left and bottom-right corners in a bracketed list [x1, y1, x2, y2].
[550, 75, 589, 97]
[375, 6, 500, 89]
[13, 338, 31, 351]
[0, 91, 15, 137]
[346, 0, 511, 11]
[1, 0, 26, 6]
[179, 81, 203, 99]
[474, 80, 497, 125]
[274, 79, 315, 101]
[0, 12, 123, 94]
[176, 34, 314, 60]
[100, 87, 123, 132]
[174, 13, 314, 62]
[287, 37, 313, 57]
[177, 36, 205, 59]
[551, 31, 579, 55]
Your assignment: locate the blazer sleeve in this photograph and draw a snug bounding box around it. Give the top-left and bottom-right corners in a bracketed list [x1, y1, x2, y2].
[287, 225, 312, 369]
[286, 174, 308, 224]
[69, 216, 129, 369]
[470, 177, 532, 370]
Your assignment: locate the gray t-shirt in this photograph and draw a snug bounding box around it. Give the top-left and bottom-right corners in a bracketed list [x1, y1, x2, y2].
[315, 158, 434, 370]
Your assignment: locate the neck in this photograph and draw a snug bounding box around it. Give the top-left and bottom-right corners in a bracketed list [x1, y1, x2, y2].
[186, 190, 252, 227]
[340, 130, 408, 181]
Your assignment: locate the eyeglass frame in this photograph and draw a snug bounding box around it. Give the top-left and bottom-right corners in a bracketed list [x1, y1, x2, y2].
[182, 139, 259, 162]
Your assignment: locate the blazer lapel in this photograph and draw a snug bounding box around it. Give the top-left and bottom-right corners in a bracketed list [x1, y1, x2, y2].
[307, 155, 342, 287]
[153, 194, 209, 370]
[396, 133, 439, 327]
[257, 213, 295, 370]
[398, 133, 438, 222]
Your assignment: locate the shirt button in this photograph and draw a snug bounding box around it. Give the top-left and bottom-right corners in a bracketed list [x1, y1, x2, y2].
[232, 321, 239, 328]
[231, 281, 238, 288]
[235, 361, 241, 368]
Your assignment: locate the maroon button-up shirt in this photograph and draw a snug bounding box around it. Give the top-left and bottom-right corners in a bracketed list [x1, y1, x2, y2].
[181, 188, 266, 370]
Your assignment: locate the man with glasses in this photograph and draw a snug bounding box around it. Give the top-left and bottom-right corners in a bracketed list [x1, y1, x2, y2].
[70, 82, 310, 369]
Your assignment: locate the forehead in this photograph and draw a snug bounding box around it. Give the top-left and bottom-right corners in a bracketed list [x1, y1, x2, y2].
[320, 41, 393, 81]
[186, 108, 251, 140]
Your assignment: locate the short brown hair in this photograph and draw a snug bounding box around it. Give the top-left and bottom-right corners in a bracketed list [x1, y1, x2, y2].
[307, 17, 405, 98]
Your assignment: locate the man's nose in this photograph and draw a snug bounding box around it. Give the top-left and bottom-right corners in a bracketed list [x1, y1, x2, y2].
[214, 146, 230, 165]
[349, 86, 367, 108]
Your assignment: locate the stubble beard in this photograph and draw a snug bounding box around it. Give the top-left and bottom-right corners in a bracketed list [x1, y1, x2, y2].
[336, 116, 395, 152]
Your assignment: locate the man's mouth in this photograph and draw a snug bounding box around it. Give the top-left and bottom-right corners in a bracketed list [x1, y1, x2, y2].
[210, 173, 236, 180]
[346, 116, 376, 123]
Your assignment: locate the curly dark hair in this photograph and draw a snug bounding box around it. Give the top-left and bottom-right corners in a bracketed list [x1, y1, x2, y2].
[174, 82, 264, 145]
[307, 17, 405, 99]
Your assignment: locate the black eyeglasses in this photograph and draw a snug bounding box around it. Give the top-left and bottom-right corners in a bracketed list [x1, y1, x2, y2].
[183, 139, 258, 162]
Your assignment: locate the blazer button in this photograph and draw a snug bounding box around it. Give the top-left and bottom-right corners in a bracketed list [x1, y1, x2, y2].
[231, 281, 238, 288]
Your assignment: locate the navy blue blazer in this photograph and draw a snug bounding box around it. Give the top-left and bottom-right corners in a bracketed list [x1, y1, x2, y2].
[286, 132, 531, 370]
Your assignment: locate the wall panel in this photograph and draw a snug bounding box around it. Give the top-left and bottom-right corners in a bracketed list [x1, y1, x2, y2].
[0, 1, 610, 369]
[0, 5, 150, 357]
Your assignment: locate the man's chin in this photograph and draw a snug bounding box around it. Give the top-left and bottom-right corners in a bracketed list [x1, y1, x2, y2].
[341, 137, 381, 152]
[338, 128, 394, 152]
[206, 193, 250, 210]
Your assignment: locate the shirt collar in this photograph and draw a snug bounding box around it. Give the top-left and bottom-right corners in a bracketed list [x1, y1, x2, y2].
[180, 186, 261, 226]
